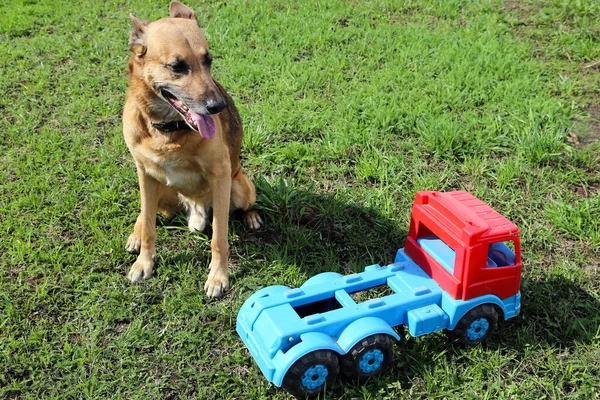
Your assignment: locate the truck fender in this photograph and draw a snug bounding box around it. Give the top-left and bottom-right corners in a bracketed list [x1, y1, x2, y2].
[442, 293, 509, 330]
[237, 285, 291, 332]
[300, 272, 344, 288]
[336, 317, 400, 354]
[271, 331, 343, 387]
[243, 285, 290, 308]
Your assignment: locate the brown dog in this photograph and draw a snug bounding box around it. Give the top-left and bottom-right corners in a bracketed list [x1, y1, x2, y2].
[122, 1, 262, 297]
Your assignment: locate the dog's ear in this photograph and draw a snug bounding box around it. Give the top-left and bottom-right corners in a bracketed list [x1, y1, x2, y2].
[129, 14, 149, 57]
[169, 1, 197, 21]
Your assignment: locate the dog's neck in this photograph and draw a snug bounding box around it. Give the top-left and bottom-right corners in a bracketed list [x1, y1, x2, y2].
[151, 120, 189, 132]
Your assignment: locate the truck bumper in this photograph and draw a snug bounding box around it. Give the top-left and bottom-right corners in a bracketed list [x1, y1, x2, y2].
[236, 318, 277, 383]
[501, 291, 521, 319]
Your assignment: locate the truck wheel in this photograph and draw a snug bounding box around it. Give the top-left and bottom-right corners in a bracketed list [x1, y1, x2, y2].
[445, 304, 499, 346]
[282, 350, 339, 399]
[340, 334, 394, 382]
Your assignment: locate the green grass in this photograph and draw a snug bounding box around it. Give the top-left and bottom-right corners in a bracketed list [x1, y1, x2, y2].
[1, 0, 599, 398]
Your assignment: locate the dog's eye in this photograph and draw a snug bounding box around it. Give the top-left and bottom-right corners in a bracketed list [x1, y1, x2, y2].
[204, 53, 213, 67]
[167, 60, 190, 74]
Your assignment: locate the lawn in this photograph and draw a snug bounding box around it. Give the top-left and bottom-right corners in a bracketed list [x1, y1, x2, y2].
[1, 0, 599, 398]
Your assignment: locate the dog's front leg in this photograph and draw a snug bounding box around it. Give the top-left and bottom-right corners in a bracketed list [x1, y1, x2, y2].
[128, 166, 159, 282]
[204, 168, 232, 298]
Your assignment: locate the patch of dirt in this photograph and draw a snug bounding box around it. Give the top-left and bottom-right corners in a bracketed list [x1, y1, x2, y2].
[568, 182, 599, 199]
[4, 263, 28, 279]
[579, 249, 599, 275]
[504, 0, 543, 21]
[580, 103, 600, 146]
[68, 334, 83, 345]
[113, 319, 131, 334]
[337, 18, 349, 28]
[568, 103, 600, 149]
[542, 237, 600, 275]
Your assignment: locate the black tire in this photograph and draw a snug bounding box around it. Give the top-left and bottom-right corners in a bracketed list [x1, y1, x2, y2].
[282, 350, 339, 399]
[444, 304, 499, 346]
[340, 334, 394, 382]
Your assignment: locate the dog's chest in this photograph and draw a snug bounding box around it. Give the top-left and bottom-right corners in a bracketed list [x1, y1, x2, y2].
[144, 154, 206, 190]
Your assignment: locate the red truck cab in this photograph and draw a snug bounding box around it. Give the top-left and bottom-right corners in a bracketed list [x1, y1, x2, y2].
[404, 191, 522, 301]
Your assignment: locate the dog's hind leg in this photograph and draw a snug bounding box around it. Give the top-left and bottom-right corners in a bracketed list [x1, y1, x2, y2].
[158, 185, 181, 218]
[231, 168, 263, 230]
[180, 194, 209, 232]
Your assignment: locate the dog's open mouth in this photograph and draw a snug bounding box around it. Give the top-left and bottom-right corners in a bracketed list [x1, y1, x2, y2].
[160, 90, 216, 140]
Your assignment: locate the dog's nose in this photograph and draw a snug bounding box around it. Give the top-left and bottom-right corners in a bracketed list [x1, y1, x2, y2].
[205, 97, 227, 114]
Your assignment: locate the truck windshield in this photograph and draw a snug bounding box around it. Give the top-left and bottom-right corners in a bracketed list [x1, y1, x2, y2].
[486, 241, 516, 268]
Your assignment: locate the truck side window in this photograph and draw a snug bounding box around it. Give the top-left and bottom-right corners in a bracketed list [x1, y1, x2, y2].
[486, 241, 516, 268]
[417, 234, 456, 274]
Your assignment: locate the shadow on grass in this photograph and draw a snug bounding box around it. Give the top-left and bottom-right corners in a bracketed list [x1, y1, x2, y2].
[232, 177, 408, 280]
[506, 276, 600, 348]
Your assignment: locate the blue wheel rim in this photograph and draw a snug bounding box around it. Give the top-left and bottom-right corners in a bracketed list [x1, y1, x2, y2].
[466, 317, 489, 341]
[359, 349, 385, 374]
[301, 364, 328, 390]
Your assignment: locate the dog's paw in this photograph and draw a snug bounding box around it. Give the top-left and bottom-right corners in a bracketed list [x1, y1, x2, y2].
[204, 268, 229, 298]
[188, 213, 208, 232]
[127, 258, 154, 282]
[125, 233, 141, 254]
[243, 210, 263, 230]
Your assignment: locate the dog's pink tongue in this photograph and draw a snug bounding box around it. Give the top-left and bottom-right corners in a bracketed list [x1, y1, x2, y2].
[190, 112, 216, 140]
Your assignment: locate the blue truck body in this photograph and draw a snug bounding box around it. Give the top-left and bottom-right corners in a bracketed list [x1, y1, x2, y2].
[236, 248, 521, 387]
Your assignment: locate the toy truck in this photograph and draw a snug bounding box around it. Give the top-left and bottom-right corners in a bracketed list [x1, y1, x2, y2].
[236, 191, 522, 398]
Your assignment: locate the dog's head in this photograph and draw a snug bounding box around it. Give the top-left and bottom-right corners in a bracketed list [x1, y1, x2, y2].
[129, 1, 224, 139]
